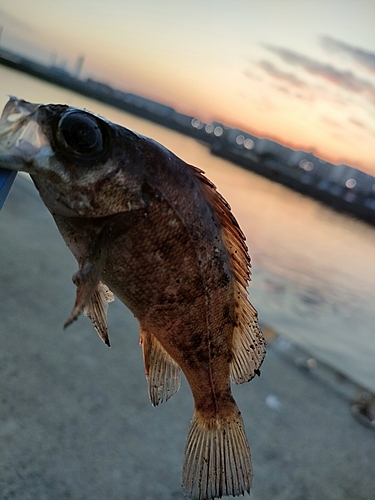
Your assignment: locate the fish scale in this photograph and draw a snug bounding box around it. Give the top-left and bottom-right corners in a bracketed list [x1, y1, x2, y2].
[0, 96, 266, 500]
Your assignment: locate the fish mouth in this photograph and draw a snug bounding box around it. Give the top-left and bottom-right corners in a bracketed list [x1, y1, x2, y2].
[0, 97, 51, 172]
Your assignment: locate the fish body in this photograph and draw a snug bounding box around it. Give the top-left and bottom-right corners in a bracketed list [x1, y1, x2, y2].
[0, 97, 266, 500]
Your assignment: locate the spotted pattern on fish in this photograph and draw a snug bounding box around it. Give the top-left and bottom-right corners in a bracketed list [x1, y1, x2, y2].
[0, 97, 266, 500]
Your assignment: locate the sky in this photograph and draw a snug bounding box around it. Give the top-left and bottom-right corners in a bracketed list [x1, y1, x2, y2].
[0, 0, 374, 174]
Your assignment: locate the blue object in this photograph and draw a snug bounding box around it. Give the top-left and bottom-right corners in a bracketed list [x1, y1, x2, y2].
[0, 168, 17, 210]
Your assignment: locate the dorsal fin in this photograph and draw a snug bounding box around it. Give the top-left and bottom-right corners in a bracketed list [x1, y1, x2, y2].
[192, 166, 266, 383]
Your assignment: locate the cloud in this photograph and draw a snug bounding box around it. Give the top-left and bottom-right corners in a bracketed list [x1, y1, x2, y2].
[321, 36, 375, 75]
[263, 44, 375, 102]
[321, 116, 342, 128]
[348, 117, 366, 129]
[348, 117, 375, 137]
[258, 60, 307, 88]
[254, 60, 315, 102]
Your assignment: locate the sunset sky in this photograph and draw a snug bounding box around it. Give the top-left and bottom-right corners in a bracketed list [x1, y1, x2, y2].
[0, 1, 374, 173]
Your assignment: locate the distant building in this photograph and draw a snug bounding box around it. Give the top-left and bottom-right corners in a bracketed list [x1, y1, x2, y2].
[143, 99, 174, 117]
[85, 79, 114, 95]
[338, 167, 374, 192]
[73, 56, 84, 79]
[289, 150, 327, 175]
[328, 164, 353, 186]
[203, 121, 226, 137]
[225, 128, 257, 147]
[173, 112, 197, 127]
[254, 138, 293, 164]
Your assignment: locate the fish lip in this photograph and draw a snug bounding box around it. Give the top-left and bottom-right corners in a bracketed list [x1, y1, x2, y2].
[0, 96, 40, 129]
[0, 99, 111, 171]
[0, 97, 51, 173]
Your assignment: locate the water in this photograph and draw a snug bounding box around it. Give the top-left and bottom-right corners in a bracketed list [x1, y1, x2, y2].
[1, 66, 375, 391]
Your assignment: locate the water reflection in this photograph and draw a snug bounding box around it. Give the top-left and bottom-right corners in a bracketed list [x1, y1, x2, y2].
[0, 66, 374, 390]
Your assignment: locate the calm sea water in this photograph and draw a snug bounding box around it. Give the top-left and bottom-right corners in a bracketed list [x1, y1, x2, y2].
[1, 66, 375, 391]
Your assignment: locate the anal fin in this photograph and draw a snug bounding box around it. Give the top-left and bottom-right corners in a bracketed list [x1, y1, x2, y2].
[84, 282, 115, 347]
[140, 327, 181, 407]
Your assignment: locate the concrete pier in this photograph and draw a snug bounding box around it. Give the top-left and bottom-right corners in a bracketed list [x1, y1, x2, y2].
[1, 175, 374, 499]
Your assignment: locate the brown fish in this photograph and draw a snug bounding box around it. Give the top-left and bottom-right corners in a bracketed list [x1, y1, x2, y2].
[0, 97, 266, 500]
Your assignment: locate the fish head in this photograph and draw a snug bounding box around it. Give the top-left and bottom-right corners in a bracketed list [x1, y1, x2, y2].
[0, 97, 145, 217]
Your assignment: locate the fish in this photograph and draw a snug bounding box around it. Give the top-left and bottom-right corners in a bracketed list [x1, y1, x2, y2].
[0, 96, 266, 500]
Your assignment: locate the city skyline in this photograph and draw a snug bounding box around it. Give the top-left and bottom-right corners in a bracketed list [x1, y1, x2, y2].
[0, 1, 374, 174]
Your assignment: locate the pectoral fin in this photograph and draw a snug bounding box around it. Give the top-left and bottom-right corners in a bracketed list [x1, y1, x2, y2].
[140, 327, 181, 406]
[84, 282, 115, 346]
[64, 226, 110, 329]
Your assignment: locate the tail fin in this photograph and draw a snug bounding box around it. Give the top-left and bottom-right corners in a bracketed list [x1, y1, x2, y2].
[182, 408, 252, 500]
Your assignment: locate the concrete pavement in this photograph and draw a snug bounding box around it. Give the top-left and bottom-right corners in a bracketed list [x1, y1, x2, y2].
[1, 174, 374, 500]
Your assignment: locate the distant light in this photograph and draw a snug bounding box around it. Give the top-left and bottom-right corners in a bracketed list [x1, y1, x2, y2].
[205, 124, 214, 133]
[236, 135, 245, 145]
[244, 138, 254, 149]
[346, 178, 357, 189]
[191, 118, 202, 128]
[214, 126, 223, 137]
[299, 159, 314, 171]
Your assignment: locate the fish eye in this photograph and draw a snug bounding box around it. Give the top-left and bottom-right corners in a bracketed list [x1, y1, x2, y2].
[57, 111, 105, 158]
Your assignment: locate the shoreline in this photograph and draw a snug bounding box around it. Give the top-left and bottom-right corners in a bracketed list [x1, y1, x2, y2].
[4, 173, 375, 417]
[262, 325, 375, 428]
[1, 48, 375, 227]
[1, 172, 375, 500]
